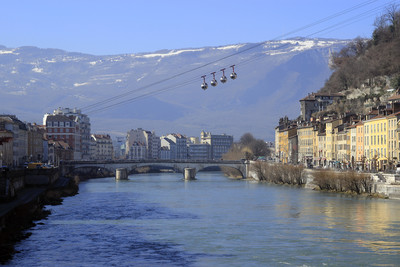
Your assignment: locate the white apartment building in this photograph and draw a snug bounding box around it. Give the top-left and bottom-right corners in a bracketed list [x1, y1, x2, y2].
[126, 128, 160, 159]
[162, 134, 187, 159]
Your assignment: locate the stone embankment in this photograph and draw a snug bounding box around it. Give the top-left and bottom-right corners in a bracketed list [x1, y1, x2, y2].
[248, 162, 400, 199]
[0, 169, 79, 263]
[302, 169, 400, 199]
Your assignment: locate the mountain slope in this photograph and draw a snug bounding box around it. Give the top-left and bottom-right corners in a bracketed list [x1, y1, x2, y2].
[0, 38, 348, 139]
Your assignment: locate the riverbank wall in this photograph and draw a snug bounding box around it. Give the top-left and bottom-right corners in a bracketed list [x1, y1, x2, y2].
[248, 162, 400, 200]
[302, 169, 400, 199]
[0, 169, 79, 263]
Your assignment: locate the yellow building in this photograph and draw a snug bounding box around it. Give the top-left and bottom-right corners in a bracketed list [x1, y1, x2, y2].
[312, 127, 319, 165]
[355, 122, 364, 167]
[278, 127, 297, 163]
[363, 115, 388, 171]
[325, 119, 342, 164]
[274, 127, 280, 159]
[386, 112, 400, 167]
[336, 126, 350, 168]
[349, 124, 357, 167]
[317, 132, 326, 166]
[297, 125, 314, 164]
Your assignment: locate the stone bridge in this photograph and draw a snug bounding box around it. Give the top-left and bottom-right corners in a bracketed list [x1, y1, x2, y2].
[60, 159, 249, 179]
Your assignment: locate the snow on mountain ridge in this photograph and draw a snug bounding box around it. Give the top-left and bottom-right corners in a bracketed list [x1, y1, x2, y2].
[0, 38, 348, 139]
[135, 48, 205, 58]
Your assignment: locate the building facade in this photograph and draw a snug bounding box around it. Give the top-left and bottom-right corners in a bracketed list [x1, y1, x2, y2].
[43, 114, 81, 160]
[188, 143, 211, 160]
[299, 92, 345, 121]
[0, 115, 28, 166]
[26, 123, 45, 162]
[91, 134, 114, 160]
[164, 134, 187, 159]
[0, 130, 13, 166]
[52, 108, 91, 160]
[128, 142, 147, 160]
[297, 125, 313, 164]
[126, 128, 160, 160]
[200, 131, 233, 160]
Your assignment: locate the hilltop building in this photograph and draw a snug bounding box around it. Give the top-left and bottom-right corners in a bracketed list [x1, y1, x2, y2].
[299, 92, 344, 121]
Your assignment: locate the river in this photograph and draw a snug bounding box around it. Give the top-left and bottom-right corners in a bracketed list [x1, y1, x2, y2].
[7, 172, 400, 266]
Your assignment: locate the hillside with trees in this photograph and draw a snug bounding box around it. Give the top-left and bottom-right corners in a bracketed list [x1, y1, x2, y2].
[318, 5, 400, 115]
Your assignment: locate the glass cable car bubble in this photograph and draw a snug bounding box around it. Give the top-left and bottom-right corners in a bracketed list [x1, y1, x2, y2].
[201, 75, 208, 90]
[210, 72, 218, 87]
[230, 65, 237, 80]
[220, 68, 227, 83]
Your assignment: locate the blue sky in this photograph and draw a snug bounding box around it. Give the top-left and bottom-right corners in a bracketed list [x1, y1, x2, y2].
[0, 0, 397, 55]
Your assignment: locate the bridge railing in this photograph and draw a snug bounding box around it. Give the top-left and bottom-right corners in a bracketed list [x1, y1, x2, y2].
[61, 159, 245, 165]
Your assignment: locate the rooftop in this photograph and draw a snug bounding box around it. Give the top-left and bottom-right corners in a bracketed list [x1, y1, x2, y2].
[300, 92, 344, 101]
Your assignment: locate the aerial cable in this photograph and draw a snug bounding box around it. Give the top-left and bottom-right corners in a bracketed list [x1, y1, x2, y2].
[233, 0, 400, 70]
[273, 0, 379, 40]
[86, 77, 199, 114]
[81, 0, 390, 114]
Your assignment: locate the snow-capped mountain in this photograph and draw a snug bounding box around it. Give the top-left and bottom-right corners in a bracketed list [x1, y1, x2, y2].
[0, 38, 348, 140]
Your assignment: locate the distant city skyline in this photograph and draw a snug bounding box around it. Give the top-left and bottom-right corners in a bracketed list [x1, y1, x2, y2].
[0, 0, 394, 55]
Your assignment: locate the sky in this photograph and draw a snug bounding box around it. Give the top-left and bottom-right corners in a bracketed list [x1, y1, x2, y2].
[0, 0, 397, 55]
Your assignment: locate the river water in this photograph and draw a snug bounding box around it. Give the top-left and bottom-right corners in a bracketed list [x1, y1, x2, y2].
[8, 172, 400, 266]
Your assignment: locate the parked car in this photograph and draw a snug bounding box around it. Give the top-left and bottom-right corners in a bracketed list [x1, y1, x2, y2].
[27, 162, 44, 169]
